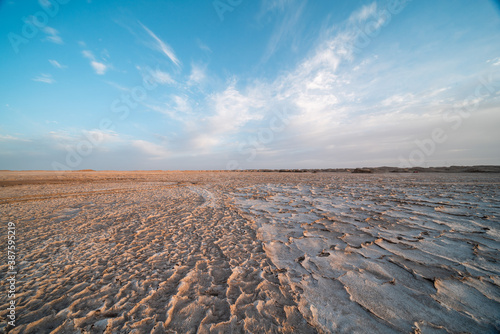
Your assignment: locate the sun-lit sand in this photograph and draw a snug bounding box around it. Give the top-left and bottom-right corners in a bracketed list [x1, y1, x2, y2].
[1, 171, 499, 333]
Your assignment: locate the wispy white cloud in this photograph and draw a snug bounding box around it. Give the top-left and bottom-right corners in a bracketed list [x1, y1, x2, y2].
[91, 61, 107, 75]
[82, 50, 108, 75]
[42, 26, 63, 44]
[172, 95, 192, 113]
[381, 93, 416, 107]
[132, 139, 169, 159]
[185, 83, 267, 151]
[49, 59, 67, 69]
[0, 134, 31, 142]
[32, 73, 55, 84]
[104, 81, 129, 92]
[46, 129, 168, 160]
[47, 129, 121, 153]
[145, 94, 193, 122]
[135, 66, 175, 88]
[82, 129, 120, 144]
[149, 68, 174, 84]
[487, 57, 500, 66]
[139, 21, 181, 68]
[349, 2, 377, 23]
[196, 39, 212, 53]
[210, 84, 265, 131]
[188, 63, 206, 85]
[144, 103, 171, 116]
[100, 49, 111, 61]
[82, 50, 93, 59]
[261, 0, 307, 62]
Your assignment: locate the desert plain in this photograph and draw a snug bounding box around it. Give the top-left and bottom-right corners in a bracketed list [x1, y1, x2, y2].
[0, 170, 499, 333]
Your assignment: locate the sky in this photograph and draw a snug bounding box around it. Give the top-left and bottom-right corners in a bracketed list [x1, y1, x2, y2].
[0, 0, 499, 171]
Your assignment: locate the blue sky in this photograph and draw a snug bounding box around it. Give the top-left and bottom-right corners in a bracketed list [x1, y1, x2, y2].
[1, 0, 499, 170]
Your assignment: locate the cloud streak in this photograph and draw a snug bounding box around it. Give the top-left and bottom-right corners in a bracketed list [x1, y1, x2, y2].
[32, 73, 55, 84]
[42, 26, 63, 44]
[139, 22, 181, 68]
[49, 59, 67, 69]
[260, 0, 307, 62]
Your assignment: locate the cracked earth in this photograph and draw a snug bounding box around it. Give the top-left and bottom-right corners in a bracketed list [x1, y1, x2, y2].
[0, 171, 499, 333]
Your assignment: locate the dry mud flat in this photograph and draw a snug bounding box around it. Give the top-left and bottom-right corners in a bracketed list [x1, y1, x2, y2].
[0, 171, 499, 333]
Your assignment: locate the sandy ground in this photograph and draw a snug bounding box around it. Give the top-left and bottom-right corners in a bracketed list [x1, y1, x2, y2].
[0, 171, 499, 333]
